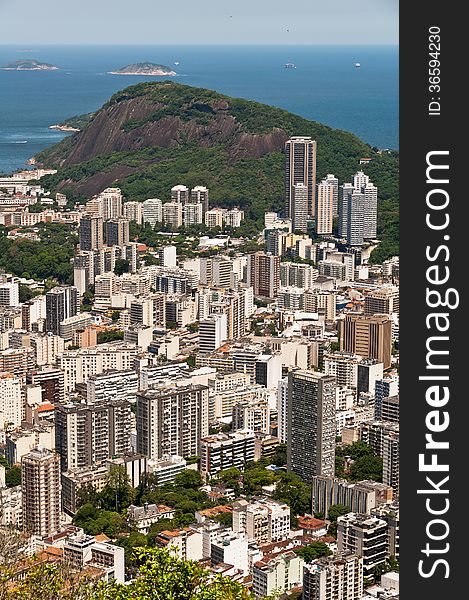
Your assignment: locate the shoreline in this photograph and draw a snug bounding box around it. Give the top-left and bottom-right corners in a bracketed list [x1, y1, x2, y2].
[49, 124, 80, 132]
[108, 70, 176, 76]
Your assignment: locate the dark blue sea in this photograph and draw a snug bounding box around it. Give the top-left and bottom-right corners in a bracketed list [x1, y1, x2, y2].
[0, 45, 398, 175]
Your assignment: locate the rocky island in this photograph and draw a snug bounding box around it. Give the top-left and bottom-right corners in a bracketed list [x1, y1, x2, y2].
[108, 62, 177, 76]
[1, 59, 58, 71]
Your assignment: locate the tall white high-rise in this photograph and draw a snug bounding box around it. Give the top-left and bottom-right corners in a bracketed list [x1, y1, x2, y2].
[22, 447, 61, 537]
[353, 170, 370, 192]
[190, 186, 209, 214]
[99, 188, 123, 220]
[199, 313, 228, 353]
[316, 177, 335, 235]
[291, 183, 309, 232]
[346, 192, 365, 246]
[363, 183, 378, 239]
[142, 198, 163, 226]
[171, 185, 189, 204]
[123, 201, 143, 225]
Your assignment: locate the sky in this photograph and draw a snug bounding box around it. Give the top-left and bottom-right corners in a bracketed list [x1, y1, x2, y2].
[0, 0, 398, 45]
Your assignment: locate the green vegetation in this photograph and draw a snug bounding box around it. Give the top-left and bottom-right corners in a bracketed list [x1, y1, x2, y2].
[0, 223, 77, 283]
[0, 456, 21, 487]
[1, 547, 251, 599]
[36, 81, 399, 260]
[327, 504, 351, 538]
[97, 329, 124, 344]
[335, 441, 383, 483]
[59, 111, 96, 130]
[294, 541, 332, 563]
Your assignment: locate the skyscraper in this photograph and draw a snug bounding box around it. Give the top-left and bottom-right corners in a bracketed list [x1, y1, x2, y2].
[104, 218, 130, 247]
[347, 192, 365, 246]
[302, 551, 364, 600]
[353, 170, 370, 192]
[21, 447, 61, 537]
[291, 183, 309, 232]
[338, 183, 354, 238]
[316, 176, 335, 235]
[136, 384, 209, 460]
[55, 400, 132, 470]
[340, 314, 392, 369]
[45, 286, 79, 335]
[142, 198, 163, 226]
[199, 314, 228, 353]
[190, 186, 209, 214]
[171, 184, 189, 204]
[285, 136, 317, 219]
[363, 183, 378, 239]
[79, 215, 104, 251]
[99, 187, 123, 220]
[247, 252, 280, 299]
[287, 370, 336, 483]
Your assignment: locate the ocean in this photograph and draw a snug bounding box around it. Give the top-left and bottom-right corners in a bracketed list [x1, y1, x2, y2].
[0, 45, 398, 175]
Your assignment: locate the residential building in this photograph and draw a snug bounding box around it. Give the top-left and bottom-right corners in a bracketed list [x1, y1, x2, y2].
[285, 136, 317, 218]
[123, 201, 143, 224]
[63, 531, 125, 584]
[0, 372, 22, 430]
[200, 430, 255, 479]
[79, 215, 103, 251]
[311, 476, 393, 517]
[247, 252, 280, 299]
[287, 370, 336, 483]
[142, 198, 163, 226]
[21, 447, 61, 537]
[302, 551, 363, 600]
[127, 504, 175, 534]
[45, 286, 79, 335]
[232, 497, 290, 544]
[190, 186, 209, 214]
[199, 314, 228, 353]
[163, 201, 183, 229]
[340, 314, 392, 369]
[55, 400, 131, 470]
[253, 550, 304, 600]
[316, 176, 335, 234]
[136, 385, 209, 459]
[337, 513, 388, 575]
[104, 218, 129, 247]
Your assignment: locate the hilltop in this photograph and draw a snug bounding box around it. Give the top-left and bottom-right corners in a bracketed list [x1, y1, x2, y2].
[1, 59, 58, 71]
[109, 62, 176, 76]
[35, 81, 398, 260]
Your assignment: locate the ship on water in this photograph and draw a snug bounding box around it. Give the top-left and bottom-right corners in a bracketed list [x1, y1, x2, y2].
[354, 62, 361, 68]
[284, 62, 296, 69]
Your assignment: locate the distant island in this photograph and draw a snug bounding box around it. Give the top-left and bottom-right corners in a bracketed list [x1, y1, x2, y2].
[1, 59, 58, 71]
[108, 62, 177, 76]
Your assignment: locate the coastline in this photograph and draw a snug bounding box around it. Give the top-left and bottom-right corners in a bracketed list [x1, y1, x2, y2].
[49, 124, 80, 132]
[1, 67, 59, 71]
[108, 70, 176, 76]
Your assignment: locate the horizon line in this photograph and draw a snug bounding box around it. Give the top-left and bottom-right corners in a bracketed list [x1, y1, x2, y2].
[0, 42, 399, 47]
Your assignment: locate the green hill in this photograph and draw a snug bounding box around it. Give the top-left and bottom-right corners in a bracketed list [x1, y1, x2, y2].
[36, 81, 398, 260]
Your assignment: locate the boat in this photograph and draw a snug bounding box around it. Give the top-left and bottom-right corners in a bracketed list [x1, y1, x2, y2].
[284, 63, 296, 69]
[174, 61, 180, 66]
[354, 62, 361, 68]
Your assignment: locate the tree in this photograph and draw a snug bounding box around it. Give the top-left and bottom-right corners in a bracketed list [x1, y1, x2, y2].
[94, 547, 252, 599]
[272, 472, 311, 516]
[174, 469, 203, 490]
[348, 455, 383, 482]
[5, 466, 21, 487]
[327, 504, 351, 538]
[76, 482, 100, 510]
[295, 541, 332, 563]
[272, 443, 287, 467]
[100, 465, 134, 512]
[114, 258, 130, 276]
